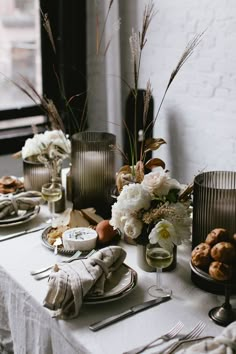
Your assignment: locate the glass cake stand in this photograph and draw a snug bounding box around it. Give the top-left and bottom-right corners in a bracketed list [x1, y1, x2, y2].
[190, 262, 236, 327]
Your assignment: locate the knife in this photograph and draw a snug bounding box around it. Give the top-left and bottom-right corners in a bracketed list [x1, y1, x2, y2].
[0, 225, 46, 242]
[89, 295, 171, 331]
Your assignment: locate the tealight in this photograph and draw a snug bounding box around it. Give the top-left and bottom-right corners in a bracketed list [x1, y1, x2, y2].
[62, 227, 97, 251]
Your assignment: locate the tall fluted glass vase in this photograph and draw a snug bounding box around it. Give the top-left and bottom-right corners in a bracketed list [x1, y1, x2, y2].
[192, 170, 236, 294]
[71, 132, 116, 218]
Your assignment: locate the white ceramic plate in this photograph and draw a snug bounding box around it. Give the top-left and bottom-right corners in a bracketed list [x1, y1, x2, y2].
[0, 205, 40, 227]
[84, 264, 138, 304]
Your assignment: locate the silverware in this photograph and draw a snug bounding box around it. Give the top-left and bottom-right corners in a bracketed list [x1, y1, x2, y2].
[0, 225, 46, 242]
[32, 249, 97, 280]
[30, 249, 83, 275]
[158, 321, 206, 354]
[163, 335, 214, 354]
[123, 321, 184, 354]
[89, 295, 171, 332]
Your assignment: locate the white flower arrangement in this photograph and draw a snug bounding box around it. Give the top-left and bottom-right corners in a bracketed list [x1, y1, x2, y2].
[22, 130, 71, 161]
[21, 130, 71, 180]
[110, 169, 192, 251]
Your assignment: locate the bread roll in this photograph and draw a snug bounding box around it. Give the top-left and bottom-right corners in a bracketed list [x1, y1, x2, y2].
[205, 228, 229, 246]
[191, 243, 211, 268]
[211, 242, 236, 264]
[209, 261, 232, 281]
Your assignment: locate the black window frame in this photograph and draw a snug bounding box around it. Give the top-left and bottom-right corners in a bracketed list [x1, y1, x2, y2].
[0, 0, 87, 155]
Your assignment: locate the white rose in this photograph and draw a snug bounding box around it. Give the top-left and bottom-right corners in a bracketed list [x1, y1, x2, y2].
[44, 130, 71, 154]
[22, 130, 71, 160]
[123, 217, 143, 239]
[117, 183, 151, 212]
[141, 170, 181, 197]
[148, 220, 177, 252]
[22, 134, 45, 159]
[110, 202, 129, 232]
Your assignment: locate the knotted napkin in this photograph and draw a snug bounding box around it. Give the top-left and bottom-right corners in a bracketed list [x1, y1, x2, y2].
[43, 246, 126, 319]
[176, 321, 236, 354]
[0, 191, 42, 219]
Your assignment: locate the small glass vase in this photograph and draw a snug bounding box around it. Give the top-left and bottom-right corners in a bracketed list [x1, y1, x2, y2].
[23, 158, 51, 191]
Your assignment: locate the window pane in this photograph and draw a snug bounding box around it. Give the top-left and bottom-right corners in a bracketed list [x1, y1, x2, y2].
[0, 0, 41, 110]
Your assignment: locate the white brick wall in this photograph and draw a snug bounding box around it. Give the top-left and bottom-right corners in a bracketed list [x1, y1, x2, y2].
[87, 0, 236, 184]
[139, 0, 236, 183]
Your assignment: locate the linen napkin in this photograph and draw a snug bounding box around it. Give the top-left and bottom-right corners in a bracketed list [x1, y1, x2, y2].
[43, 245, 126, 319]
[175, 321, 236, 354]
[0, 191, 42, 219]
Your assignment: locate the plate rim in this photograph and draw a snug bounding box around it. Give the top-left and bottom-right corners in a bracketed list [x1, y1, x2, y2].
[190, 260, 234, 286]
[0, 205, 40, 227]
[84, 265, 138, 304]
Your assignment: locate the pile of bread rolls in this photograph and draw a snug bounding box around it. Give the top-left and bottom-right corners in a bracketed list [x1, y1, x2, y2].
[191, 228, 236, 281]
[0, 176, 24, 194]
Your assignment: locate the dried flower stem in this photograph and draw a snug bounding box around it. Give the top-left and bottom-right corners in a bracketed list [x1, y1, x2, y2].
[40, 10, 56, 54]
[96, 0, 116, 55]
[145, 31, 205, 134]
[129, 1, 156, 167]
[11, 75, 65, 132]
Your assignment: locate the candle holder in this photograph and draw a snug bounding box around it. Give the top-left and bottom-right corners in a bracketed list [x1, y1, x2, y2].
[71, 131, 116, 218]
[192, 170, 236, 294]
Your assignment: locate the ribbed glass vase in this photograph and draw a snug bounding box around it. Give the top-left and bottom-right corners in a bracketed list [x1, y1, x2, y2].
[192, 170, 236, 294]
[192, 171, 236, 248]
[23, 158, 51, 191]
[71, 131, 116, 218]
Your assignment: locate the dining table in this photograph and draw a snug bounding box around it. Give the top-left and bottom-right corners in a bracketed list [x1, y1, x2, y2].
[0, 204, 235, 354]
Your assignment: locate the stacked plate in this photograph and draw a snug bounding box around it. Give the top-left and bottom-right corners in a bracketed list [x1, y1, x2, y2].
[0, 205, 40, 227]
[84, 264, 138, 304]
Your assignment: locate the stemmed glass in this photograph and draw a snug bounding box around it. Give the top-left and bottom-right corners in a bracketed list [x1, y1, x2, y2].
[41, 181, 62, 225]
[146, 242, 173, 298]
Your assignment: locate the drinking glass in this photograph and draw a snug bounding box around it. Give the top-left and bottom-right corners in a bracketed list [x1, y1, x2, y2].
[41, 182, 62, 224]
[146, 243, 173, 298]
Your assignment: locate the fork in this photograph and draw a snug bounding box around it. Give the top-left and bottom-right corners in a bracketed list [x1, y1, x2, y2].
[158, 321, 206, 354]
[163, 335, 214, 354]
[32, 249, 97, 280]
[30, 250, 83, 275]
[123, 321, 184, 354]
[30, 249, 96, 276]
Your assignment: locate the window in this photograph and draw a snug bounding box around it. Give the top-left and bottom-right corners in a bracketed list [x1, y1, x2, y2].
[0, 0, 87, 154]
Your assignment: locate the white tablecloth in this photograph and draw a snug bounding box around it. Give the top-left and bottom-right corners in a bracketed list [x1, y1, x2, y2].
[0, 206, 235, 354]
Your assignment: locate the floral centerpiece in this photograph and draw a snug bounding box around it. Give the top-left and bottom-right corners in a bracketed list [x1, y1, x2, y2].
[109, 1, 200, 255]
[21, 129, 71, 181]
[110, 169, 192, 250]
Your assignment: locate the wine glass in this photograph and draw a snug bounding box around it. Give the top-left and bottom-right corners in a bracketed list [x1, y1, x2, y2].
[41, 181, 62, 225]
[146, 242, 173, 298]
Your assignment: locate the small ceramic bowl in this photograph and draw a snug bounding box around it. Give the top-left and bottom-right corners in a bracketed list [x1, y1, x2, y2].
[62, 227, 98, 251]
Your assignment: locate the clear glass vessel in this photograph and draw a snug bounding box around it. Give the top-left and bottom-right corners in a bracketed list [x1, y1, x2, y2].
[71, 131, 116, 218]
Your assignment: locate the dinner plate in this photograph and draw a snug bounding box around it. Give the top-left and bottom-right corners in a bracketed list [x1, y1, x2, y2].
[84, 264, 138, 304]
[0, 205, 40, 227]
